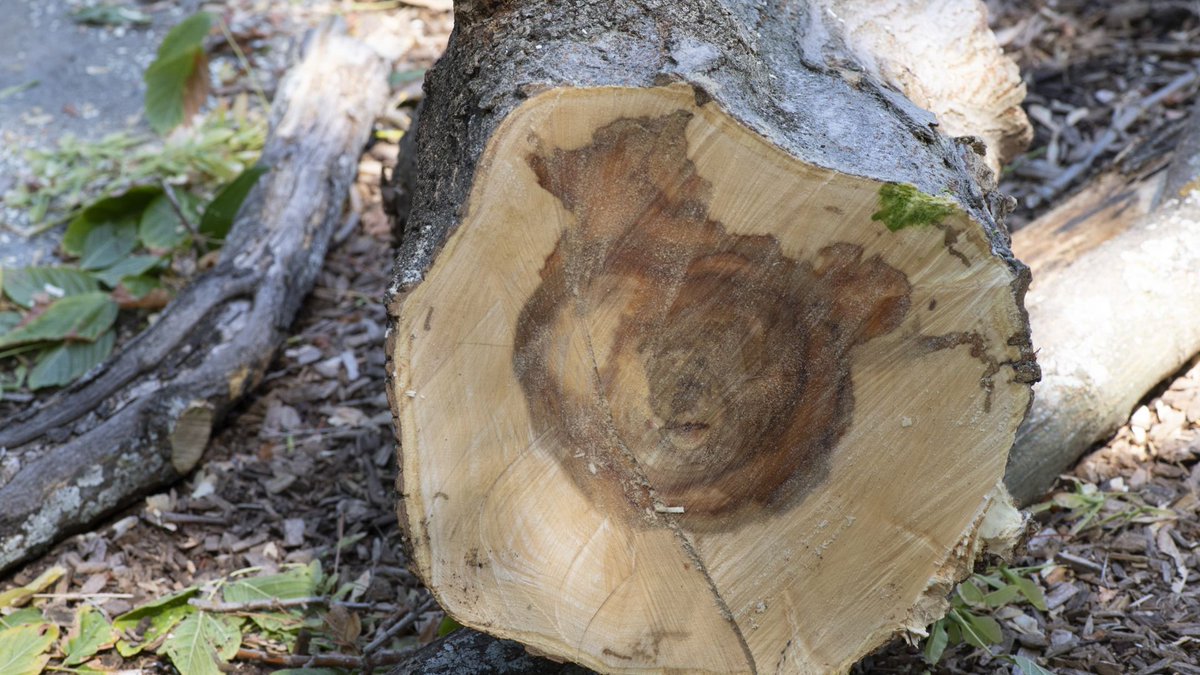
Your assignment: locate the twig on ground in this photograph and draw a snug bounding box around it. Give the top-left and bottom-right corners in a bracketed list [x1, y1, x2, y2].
[236, 647, 412, 668]
[32, 592, 134, 600]
[158, 511, 228, 526]
[1036, 70, 1199, 205]
[1056, 551, 1104, 575]
[190, 596, 403, 613]
[362, 595, 436, 666]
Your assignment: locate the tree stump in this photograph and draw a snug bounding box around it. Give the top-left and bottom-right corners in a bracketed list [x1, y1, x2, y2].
[387, 1, 1037, 671]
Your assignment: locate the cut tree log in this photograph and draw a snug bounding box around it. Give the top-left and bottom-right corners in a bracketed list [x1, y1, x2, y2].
[814, 0, 1031, 175]
[0, 22, 388, 574]
[386, 1, 1037, 672]
[1005, 108, 1200, 504]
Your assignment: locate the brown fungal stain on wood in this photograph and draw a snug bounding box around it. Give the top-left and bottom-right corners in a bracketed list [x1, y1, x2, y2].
[602, 628, 690, 664]
[512, 111, 912, 529]
[917, 330, 1003, 412]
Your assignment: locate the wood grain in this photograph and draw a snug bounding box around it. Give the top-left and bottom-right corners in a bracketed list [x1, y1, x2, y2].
[389, 84, 1033, 673]
[515, 112, 912, 528]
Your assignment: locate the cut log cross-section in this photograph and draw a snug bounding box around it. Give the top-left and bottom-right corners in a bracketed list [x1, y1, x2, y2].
[515, 108, 916, 527]
[390, 92, 1034, 672]
[387, 2, 1038, 672]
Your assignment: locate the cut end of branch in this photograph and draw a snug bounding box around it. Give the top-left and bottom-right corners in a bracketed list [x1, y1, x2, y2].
[169, 401, 214, 474]
[390, 84, 1034, 673]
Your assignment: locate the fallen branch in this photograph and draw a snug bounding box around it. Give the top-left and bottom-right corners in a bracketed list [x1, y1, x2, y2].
[190, 597, 405, 614]
[236, 647, 412, 669]
[363, 596, 435, 660]
[0, 21, 389, 574]
[1006, 101, 1200, 503]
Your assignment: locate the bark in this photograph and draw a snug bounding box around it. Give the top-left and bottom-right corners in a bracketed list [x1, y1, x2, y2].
[387, 628, 589, 674]
[814, 0, 1031, 174]
[389, 0, 1026, 295]
[386, 1, 1036, 672]
[0, 21, 389, 574]
[1005, 110, 1200, 504]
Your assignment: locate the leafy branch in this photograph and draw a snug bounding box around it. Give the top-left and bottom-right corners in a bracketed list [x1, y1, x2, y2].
[0, 12, 267, 393]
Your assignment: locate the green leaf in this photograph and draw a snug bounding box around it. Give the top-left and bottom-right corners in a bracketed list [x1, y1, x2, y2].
[244, 610, 305, 643]
[0, 293, 118, 349]
[0, 312, 22, 335]
[72, 3, 152, 26]
[160, 612, 242, 675]
[79, 221, 139, 270]
[982, 584, 1022, 608]
[118, 275, 162, 300]
[64, 186, 163, 255]
[0, 80, 39, 102]
[113, 587, 199, 657]
[152, 12, 215, 63]
[1052, 493, 1091, 509]
[1, 267, 100, 309]
[1011, 575, 1048, 612]
[956, 582, 986, 608]
[140, 192, 201, 251]
[199, 164, 269, 241]
[1010, 654, 1057, 675]
[63, 605, 118, 666]
[0, 608, 45, 630]
[388, 68, 427, 87]
[93, 256, 163, 288]
[223, 561, 322, 604]
[144, 13, 214, 135]
[945, 618, 961, 645]
[923, 619, 948, 664]
[28, 330, 116, 390]
[437, 615, 462, 638]
[953, 610, 1003, 649]
[0, 624, 59, 675]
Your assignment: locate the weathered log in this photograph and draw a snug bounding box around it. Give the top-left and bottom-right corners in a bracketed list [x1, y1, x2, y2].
[385, 1, 1037, 672]
[0, 22, 389, 573]
[1005, 110, 1200, 504]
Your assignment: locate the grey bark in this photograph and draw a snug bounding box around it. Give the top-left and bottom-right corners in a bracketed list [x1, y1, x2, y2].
[386, 628, 590, 675]
[0, 21, 389, 574]
[385, 0, 1032, 302]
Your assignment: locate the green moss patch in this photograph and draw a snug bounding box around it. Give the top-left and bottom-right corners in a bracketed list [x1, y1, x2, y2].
[872, 183, 958, 232]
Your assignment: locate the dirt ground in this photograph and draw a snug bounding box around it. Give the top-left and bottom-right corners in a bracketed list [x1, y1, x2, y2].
[3, 1, 1200, 673]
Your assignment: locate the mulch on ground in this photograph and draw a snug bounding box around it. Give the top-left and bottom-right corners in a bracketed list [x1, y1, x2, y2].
[990, 0, 1200, 229]
[861, 360, 1200, 673]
